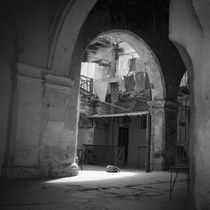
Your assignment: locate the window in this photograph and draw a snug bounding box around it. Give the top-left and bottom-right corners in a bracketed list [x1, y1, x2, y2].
[140, 115, 147, 129]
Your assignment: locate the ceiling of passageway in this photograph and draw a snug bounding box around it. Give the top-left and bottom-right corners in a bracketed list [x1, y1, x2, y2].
[97, 0, 170, 17]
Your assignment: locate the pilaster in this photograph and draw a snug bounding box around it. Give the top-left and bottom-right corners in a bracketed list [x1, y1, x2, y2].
[148, 99, 177, 170]
[39, 73, 79, 177]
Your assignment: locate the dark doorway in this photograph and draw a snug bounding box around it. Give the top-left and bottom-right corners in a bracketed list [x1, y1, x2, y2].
[118, 126, 129, 166]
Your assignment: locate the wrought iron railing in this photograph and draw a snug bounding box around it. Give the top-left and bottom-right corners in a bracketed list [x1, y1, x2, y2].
[80, 75, 93, 93]
[81, 144, 125, 167]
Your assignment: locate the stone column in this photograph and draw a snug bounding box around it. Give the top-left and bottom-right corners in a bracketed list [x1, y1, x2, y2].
[148, 100, 165, 170]
[39, 74, 79, 177]
[148, 99, 177, 170]
[2, 62, 79, 177]
[164, 101, 178, 168]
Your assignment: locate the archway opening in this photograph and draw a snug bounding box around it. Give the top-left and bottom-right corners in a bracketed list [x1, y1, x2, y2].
[76, 30, 165, 172]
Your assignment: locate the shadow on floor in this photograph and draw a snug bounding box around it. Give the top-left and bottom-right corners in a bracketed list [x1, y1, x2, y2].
[0, 165, 189, 210]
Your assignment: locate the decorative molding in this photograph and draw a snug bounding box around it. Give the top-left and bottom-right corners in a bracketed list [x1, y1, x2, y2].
[44, 74, 75, 88]
[147, 99, 177, 112]
[164, 100, 178, 112]
[17, 62, 48, 80]
[16, 62, 76, 94]
[44, 74, 76, 94]
[44, 83, 73, 94]
[147, 99, 165, 109]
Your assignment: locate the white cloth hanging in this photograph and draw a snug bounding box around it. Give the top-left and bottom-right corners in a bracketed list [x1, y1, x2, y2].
[93, 80, 109, 102]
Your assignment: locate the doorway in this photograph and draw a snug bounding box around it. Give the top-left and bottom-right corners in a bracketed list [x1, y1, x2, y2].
[118, 125, 129, 166]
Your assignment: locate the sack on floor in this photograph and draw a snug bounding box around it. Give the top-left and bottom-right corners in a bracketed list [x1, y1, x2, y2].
[106, 165, 120, 173]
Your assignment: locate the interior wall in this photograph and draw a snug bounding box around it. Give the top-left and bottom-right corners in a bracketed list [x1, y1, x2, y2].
[77, 128, 94, 149]
[93, 118, 109, 145]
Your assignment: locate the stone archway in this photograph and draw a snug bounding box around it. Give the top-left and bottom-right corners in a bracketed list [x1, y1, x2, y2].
[69, 29, 167, 171]
[48, 0, 187, 173]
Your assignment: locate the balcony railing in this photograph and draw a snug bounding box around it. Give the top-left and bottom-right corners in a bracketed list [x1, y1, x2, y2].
[80, 75, 93, 93]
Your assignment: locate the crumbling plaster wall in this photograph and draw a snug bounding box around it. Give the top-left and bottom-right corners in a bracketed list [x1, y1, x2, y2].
[94, 118, 109, 146]
[169, 0, 210, 209]
[78, 97, 95, 149]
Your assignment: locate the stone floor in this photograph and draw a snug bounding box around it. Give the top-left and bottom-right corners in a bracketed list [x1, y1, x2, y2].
[0, 165, 189, 210]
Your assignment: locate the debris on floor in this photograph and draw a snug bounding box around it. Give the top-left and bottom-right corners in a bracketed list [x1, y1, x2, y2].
[106, 165, 120, 173]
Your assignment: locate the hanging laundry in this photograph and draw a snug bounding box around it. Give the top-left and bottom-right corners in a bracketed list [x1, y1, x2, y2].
[124, 74, 135, 91]
[135, 72, 150, 91]
[144, 72, 151, 89]
[135, 72, 145, 91]
[118, 55, 130, 76]
[94, 65, 104, 80]
[93, 80, 108, 102]
[102, 66, 111, 80]
[81, 62, 96, 78]
[117, 77, 126, 92]
[110, 82, 119, 103]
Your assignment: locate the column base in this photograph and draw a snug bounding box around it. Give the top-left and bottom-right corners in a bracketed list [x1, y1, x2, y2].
[69, 162, 79, 176]
[1, 163, 79, 178]
[153, 157, 165, 171]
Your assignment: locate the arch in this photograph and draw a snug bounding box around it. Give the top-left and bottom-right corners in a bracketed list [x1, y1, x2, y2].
[49, 0, 184, 171]
[72, 29, 167, 170]
[69, 29, 166, 101]
[48, 0, 98, 76]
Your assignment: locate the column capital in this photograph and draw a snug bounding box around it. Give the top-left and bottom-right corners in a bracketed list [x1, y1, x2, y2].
[44, 74, 76, 94]
[17, 62, 76, 94]
[17, 62, 49, 79]
[147, 99, 178, 112]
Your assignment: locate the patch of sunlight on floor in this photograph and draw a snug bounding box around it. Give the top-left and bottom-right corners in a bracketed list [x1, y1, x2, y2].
[46, 170, 137, 183]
